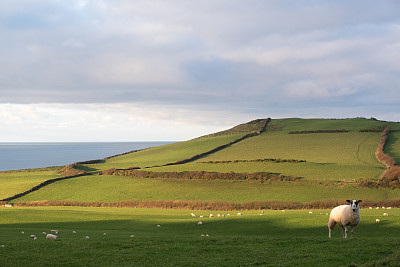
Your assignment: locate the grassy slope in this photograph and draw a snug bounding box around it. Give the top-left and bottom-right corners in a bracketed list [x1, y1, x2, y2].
[79, 134, 245, 172]
[4, 118, 400, 204]
[148, 118, 397, 181]
[14, 175, 400, 203]
[0, 207, 399, 266]
[0, 168, 61, 200]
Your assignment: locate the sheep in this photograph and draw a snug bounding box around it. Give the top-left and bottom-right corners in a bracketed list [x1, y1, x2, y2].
[72, 231, 76, 234]
[42, 232, 46, 235]
[383, 213, 389, 216]
[85, 236, 90, 239]
[198, 221, 203, 225]
[328, 199, 361, 238]
[130, 235, 135, 237]
[191, 213, 196, 217]
[237, 213, 242, 216]
[21, 231, 24, 235]
[376, 219, 381, 223]
[309, 211, 313, 214]
[157, 225, 161, 228]
[46, 234, 58, 240]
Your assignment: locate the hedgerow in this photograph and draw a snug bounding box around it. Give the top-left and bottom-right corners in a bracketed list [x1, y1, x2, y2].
[102, 169, 301, 182]
[10, 198, 400, 210]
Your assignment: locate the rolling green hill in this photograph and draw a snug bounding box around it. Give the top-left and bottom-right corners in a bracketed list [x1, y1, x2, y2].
[1, 117, 400, 206]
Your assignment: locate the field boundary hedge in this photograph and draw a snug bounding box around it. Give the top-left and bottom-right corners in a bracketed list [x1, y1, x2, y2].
[102, 169, 301, 182]
[9, 198, 400, 210]
[288, 129, 349, 134]
[358, 126, 400, 189]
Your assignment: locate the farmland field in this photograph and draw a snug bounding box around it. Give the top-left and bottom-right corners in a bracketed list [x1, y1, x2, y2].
[13, 175, 400, 204]
[1, 118, 400, 266]
[0, 207, 399, 266]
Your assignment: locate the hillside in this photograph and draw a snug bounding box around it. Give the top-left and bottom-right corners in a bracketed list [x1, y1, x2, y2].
[1, 117, 400, 206]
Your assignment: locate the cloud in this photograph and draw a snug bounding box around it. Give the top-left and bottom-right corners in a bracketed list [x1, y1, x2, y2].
[1, 0, 400, 141]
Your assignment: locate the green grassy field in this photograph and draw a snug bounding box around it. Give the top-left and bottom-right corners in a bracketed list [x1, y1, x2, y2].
[13, 175, 400, 204]
[79, 134, 245, 172]
[1, 118, 400, 266]
[0, 167, 61, 200]
[0, 207, 399, 266]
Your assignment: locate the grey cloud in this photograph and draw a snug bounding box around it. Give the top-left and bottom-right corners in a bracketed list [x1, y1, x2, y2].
[0, 0, 399, 121]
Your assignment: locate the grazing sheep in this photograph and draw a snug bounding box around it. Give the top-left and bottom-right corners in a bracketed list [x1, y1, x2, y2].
[199, 215, 204, 218]
[30, 235, 36, 239]
[383, 213, 389, 216]
[328, 200, 361, 238]
[237, 213, 242, 216]
[72, 231, 76, 234]
[46, 234, 58, 240]
[103, 233, 107, 236]
[198, 221, 203, 225]
[42, 232, 46, 235]
[209, 214, 214, 218]
[309, 211, 313, 214]
[85, 236, 90, 239]
[387, 207, 392, 210]
[157, 225, 161, 228]
[130, 235, 135, 237]
[191, 213, 196, 217]
[21, 231, 24, 235]
[376, 219, 381, 223]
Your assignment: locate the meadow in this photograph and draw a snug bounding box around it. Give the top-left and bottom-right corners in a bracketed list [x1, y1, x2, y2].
[0, 206, 399, 266]
[13, 175, 400, 204]
[1, 117, 400, 266]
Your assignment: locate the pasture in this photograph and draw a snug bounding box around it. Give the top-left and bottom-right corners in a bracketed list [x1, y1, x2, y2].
[13, 175, 400, 204]
[0, 206, 399, 266]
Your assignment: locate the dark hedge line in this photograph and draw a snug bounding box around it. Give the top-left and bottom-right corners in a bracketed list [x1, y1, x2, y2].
[102, 169, 301, 182]
[358, 126, 400, 189]
[199, 158, 306, 164]
[10, 198, 400, 210]
[288, 130, 349, 134]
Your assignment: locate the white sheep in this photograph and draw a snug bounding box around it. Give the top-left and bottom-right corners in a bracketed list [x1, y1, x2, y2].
[376, 219, 381, 223]
[383, 213, 389, 216]
[46, 234, 58, 240]
[72, 231, 76, 234]
[237, 213, 242, 216]
[198, 221, 203, 225]
[191, 213, 196, 217]
[328, 200, 361, 238]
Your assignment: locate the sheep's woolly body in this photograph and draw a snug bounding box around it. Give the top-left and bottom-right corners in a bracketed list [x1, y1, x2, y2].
[328, 200, 361, 238]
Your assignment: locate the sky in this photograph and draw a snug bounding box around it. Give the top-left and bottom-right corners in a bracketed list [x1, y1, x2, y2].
[1, 0, 399, 142]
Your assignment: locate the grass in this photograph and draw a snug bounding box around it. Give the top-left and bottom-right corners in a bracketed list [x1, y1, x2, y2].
[13, 175, 400, 204]
[80, 134, 246, 172]
[0, 206, 399, 266]
[0, 167, 61, 200]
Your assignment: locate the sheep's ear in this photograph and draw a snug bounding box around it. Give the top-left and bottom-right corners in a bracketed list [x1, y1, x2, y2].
[346, 200, 352, 203]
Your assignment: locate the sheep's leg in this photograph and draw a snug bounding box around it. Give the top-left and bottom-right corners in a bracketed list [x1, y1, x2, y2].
[350, 226, 354, 238]
[328, 220, 336, 238]
[340, 226, 346, 238]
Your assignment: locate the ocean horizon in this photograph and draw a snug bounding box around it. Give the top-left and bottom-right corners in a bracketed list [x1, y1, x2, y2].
[0, 142, 174, 171]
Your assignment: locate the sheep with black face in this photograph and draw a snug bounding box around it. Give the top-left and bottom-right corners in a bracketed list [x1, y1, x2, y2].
[328, 200, 361, 238]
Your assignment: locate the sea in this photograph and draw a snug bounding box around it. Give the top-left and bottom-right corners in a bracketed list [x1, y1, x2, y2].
[0, 142, 173, 171]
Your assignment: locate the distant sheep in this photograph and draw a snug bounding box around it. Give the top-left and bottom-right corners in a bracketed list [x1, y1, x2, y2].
[383, 213, 389, 216]
[376, 219, 381, 223]
[328, 200, 361, 238]
[198, 221, 203, 225]
[46, 234, 58, 240]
